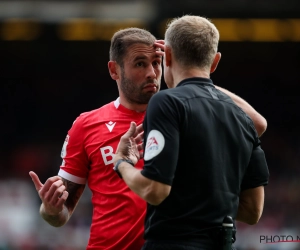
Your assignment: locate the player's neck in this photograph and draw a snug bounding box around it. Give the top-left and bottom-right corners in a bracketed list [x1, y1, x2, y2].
[119, 97, 147, 113]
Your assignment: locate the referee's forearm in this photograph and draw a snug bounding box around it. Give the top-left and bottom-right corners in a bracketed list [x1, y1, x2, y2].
[119, 162, 168, 205]
[119, 162, 151, 201]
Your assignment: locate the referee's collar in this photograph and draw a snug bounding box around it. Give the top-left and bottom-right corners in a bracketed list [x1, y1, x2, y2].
[177, 77, 214, 88]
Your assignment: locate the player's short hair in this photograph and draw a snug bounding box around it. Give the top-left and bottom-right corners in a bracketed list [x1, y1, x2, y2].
[110, 28, 156, 67]
[165, 15, 219, 70]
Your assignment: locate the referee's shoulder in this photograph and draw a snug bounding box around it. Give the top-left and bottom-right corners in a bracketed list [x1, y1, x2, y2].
[152, 88, 183, 102]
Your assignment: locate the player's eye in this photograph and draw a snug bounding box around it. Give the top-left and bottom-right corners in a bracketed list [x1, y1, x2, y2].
[136, 62, 144, 67]
[153, 60, 161, 67]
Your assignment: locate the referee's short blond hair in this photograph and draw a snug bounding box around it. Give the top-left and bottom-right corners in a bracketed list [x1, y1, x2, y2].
[165, 15, 219, 71]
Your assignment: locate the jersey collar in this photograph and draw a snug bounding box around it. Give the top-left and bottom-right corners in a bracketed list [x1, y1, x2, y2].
[113, 97, 146, 116]
[177, 77, 214, 88]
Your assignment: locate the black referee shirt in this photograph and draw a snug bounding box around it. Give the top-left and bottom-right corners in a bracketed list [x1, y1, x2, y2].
[141, 77, 269, 243]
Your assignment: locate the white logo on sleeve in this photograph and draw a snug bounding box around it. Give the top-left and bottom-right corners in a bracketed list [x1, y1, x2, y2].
[61, 135, 70, 166]
[61, 135, 69, 158]
[144, 130, 165, 161]
[105, 121, 116, 132]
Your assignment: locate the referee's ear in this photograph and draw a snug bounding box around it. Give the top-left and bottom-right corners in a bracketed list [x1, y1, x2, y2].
[164, 46, 172, 67]
[210, 52, 221, 74]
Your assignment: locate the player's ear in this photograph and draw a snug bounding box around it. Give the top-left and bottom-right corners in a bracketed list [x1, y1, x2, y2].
[108, 61, 119, 80]
[210, 52, 221, 73]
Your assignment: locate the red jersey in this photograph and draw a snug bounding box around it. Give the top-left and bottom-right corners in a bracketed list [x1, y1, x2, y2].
[58, 98, 146, 250]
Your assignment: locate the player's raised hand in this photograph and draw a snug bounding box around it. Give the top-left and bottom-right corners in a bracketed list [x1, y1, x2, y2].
[155, 40, 165, 57]
[29, 171, 69, 216]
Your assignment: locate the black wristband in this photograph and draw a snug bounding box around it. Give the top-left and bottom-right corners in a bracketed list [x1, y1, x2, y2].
[113, 159, 134, 179]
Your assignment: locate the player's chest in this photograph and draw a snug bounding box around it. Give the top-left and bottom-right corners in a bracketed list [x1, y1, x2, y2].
[84, 117, 143, 166]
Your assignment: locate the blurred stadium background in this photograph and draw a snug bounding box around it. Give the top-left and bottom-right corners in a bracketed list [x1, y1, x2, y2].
[0, 0, 300, 249]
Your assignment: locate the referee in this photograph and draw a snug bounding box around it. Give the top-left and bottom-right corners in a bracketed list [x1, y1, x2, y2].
[113, 15, 269, 250]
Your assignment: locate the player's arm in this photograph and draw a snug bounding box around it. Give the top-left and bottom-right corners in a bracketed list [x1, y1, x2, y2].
[236, 186, 265, 225]
[29, 171, 85, 227]
[215, 85, 267, 137]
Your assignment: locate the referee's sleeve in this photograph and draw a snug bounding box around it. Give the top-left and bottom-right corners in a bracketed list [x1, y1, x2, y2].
[141, 91, 180, 186]
[241, 145, 269, 190]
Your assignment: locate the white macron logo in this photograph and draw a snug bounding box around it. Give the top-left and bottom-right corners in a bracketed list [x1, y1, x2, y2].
[105, 121, 116, 132]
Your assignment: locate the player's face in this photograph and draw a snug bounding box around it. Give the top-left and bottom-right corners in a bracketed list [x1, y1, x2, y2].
[119, 43, 162, 104]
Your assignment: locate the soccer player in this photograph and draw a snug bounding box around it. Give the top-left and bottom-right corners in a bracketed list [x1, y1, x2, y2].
[30, 27, 267, 250]
[113, 16, 269, 250]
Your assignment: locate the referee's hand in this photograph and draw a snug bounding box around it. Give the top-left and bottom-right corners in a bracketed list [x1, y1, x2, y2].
[114, 122, 144, 165]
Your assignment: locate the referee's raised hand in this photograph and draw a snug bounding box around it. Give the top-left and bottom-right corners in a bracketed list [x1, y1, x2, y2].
[114, 122, 144, 165]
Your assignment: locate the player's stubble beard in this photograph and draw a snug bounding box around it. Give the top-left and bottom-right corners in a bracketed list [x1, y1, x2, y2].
[120, 67, 160, 105]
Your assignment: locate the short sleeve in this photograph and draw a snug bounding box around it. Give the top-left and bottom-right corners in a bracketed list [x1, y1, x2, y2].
[241, 145, 269, 190]
[141, 91, 181, 185]
[58, 115, 89, 184]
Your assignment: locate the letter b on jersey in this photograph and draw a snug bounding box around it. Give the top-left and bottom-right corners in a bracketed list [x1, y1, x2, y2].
[100, 146, 115, 165]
